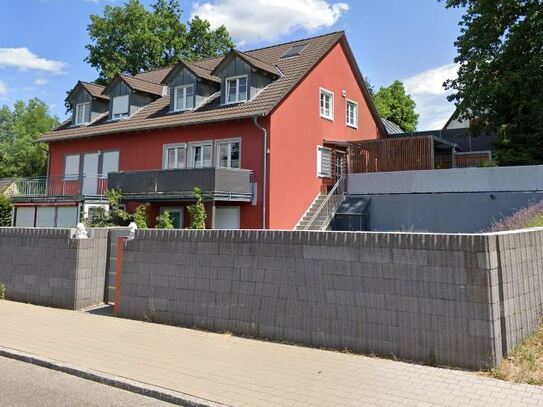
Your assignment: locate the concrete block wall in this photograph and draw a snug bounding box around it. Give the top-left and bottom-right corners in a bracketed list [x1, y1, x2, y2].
[0, 228, 108, 310]
[495, 228, 543, 354]
[118, 229, 506, 369]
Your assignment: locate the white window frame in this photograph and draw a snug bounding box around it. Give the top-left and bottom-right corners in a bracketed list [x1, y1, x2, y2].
[162, 143, 187, 170]
[225, 75, 248, 105]
[215, 138, 241, 169]
[173, 84, 194, 112]
[320, 88, 334, 121]
[64, 154, 80, 181]
[75, 102, 90, 125]
[188, 140, 213, 168]
[111, 95, 129, 120]
[101, 150, 120, 177]
[346, 99, 359, 129]
[316, 145, 332, 178]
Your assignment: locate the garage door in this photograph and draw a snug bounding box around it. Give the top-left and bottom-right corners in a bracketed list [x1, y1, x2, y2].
[36, 207, 55, 227]
[57, 207, 78, 227]
[15, 207, 34, 227]
[215, 207, 240, 229]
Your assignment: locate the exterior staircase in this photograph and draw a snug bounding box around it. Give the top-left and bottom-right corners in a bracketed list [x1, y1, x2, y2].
[295, 175, 346, 231]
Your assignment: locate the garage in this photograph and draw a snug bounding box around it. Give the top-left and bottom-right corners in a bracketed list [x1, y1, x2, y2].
[14, 205, 78, 228]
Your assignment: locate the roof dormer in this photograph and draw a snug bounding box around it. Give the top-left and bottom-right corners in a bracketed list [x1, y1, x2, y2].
[211, 50, 280, 106]
[161, 61, 220, 113]
[102, 74, 166, 121]
[66, 81, 109, 126]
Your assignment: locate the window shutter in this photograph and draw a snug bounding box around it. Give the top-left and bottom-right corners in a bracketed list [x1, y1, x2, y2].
[317, 146, 332, 178]
[112, 95, 129, 115]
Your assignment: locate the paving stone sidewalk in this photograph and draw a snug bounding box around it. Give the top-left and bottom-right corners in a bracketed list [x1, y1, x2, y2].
[1, 300, 543, 407]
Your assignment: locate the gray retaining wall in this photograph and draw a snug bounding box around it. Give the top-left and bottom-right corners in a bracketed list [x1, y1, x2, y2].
[116, 229, 543, 370]
[0, 228, 108, 310]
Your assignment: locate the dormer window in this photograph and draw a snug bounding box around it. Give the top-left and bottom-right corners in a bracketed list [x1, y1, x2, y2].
[173, 84, 194, 111]
[75, 102, 90, 125]
[111, 95, 129, 119]
[226, 75, 248, 104]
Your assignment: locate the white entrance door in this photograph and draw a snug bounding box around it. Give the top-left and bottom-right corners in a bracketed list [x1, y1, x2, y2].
[82, 152, 100, 195]
[214, 206, 240, 229]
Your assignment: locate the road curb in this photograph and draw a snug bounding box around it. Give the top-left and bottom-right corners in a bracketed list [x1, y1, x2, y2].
[0, 346, 229, 407]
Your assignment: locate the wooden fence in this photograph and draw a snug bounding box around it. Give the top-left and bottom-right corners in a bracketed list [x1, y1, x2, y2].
[349, 136, 434, 173]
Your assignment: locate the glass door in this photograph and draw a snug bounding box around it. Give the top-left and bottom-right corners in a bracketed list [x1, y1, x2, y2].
[82, 152, 100, 195]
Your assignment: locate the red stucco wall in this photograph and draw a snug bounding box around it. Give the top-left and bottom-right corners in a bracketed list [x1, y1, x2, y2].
[48, 119, 265, 228]
[268, 41, 382, 229]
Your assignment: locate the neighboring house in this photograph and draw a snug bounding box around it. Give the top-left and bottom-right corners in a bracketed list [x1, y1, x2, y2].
[381, 118, 403, 135]
[0, 179, 16, 198]
[11, 32, 385, 229]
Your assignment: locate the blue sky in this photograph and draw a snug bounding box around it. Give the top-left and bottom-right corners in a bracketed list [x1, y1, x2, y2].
[0, 0, 464, 130]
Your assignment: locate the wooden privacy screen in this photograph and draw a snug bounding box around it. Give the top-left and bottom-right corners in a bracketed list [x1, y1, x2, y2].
[455, 151, 492, 168]
[349, 136, 434, 173]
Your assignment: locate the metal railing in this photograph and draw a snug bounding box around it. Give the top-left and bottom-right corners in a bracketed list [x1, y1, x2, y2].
[302, 175, 346, 231]
[13, 175, 108, 198]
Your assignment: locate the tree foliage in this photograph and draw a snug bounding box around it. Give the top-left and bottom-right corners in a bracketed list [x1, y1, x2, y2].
[442, 0, 543, 165]
[86, 0, 235, 83]
[155, 210, 174, 229]
[374, 80, 419, 132]
[0, 99, 58, 178]
[133, 205, 148, 229]
[187, 187, 206, 229]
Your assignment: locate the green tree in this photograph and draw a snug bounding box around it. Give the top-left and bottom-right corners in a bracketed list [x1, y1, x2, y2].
[0, 195, 12, 227]
[187, 187, 206, 229]
[155, 210, 174, 229]
[0, 99, 58, 178]
[86, 0, 235, 83]
[374, 80, 419, 132]
[441, 0, 543, 165]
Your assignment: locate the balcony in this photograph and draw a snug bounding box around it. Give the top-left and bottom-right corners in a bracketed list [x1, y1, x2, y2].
[12, 175, 108, 202]
[107, 167, 254, 202]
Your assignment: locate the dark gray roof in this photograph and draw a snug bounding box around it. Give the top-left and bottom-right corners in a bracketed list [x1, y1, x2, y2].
[390, 129, 498, 152]
[381, 118, 403, 135]
[40, 32, 385, 142]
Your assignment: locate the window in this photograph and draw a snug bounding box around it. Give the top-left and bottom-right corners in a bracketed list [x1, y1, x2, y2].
[189, 142, 212, 168]
[111, 95, 129, 119]
[317, 146, 332, 178]
[75, 102, 90, 125]
[64, 154, 80, 180]
[163, 144, 187, 169]
[101, 151, 120, 176]
[173, 84, 194, 111]
[346, 100, 358, 128]
[216, 139, 240, 169]
[320, 88, 334, 120]
[281, 44, 308, 59]
[225, 75, 248, 104]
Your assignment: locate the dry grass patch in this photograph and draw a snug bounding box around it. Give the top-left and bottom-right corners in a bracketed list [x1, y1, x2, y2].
[492, 326, 543, 385]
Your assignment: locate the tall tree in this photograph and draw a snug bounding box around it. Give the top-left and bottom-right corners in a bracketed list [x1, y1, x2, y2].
[374, 80, 419, 132]
[86, 0, 235, 83]
[442, 0, 543, 165]
[0, 99, 58, 178]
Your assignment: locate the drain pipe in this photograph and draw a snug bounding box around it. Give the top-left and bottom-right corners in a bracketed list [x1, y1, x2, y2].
[253, 115, 268, 229]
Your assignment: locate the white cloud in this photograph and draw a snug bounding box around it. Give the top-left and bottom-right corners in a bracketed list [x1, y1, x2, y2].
[0, 48, 66, 74]
[403, 63, 459, 130]
[34, 78, 49, 86]
[0, 80, 7, 97]
[191, 0, 349, 44]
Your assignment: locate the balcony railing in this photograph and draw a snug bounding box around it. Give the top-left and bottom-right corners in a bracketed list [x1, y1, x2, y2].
[13, 175, 108, 199]
[107, 167, 254, 201]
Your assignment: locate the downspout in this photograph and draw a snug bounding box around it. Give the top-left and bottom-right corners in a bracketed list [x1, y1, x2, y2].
[252, 115, 268, 229]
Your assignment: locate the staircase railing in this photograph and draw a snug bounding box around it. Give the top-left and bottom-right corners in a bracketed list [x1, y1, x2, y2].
[302, 175, 346, 231]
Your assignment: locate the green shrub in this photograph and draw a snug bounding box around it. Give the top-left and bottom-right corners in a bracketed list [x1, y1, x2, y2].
[187, 187, 206, 229]
[155, 211, 174, 229]
[0, 283, 5, 300]
[132, 205, 148, 229]
[0, 195, 12, 227]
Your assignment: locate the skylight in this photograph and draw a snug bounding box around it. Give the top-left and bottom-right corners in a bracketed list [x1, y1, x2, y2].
[281, 44, 308, 59]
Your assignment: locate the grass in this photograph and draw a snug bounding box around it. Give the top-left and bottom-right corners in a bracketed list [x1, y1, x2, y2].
[488, 199, 543, 232]
[491, 325, 543, 385]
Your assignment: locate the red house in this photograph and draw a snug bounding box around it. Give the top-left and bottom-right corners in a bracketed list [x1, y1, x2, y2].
[11, 32, 385, 229]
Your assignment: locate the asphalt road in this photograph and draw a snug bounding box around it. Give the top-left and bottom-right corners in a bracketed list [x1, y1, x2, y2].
[0, 356, 173, 406]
